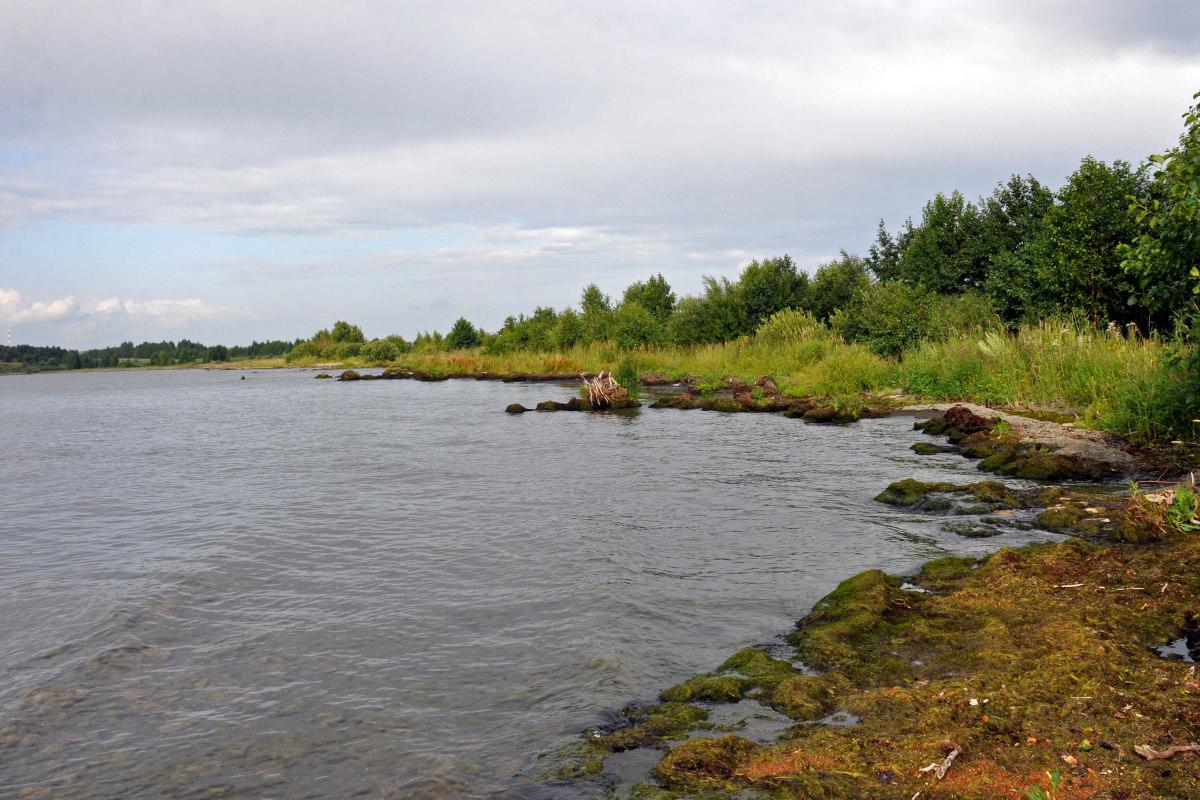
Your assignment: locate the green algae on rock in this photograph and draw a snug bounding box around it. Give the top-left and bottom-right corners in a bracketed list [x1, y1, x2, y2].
[653, 735, 761, 791]
[874, 478, 960, 506]
[660, 675, 752, 704]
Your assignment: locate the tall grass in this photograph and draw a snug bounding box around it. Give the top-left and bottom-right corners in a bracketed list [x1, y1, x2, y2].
[285, 313, 1195, 442]
[900, 320, 1193, 440]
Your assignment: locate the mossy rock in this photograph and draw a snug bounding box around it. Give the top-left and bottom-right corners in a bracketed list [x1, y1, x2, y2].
[918, 404, 996, 442]
[802, 405, 858, 424]
[915, 555, 979, 587]
[945, 521, 1003, 538]
[965, 479, 1024, 508]
[790, 569, 907, 673]
[660, 675, 752, 704]
[910, 441, 946, 455]
[505, 403, 529, 414]
[599, 702, 709, 751]
[703, 397, 744, 413]
[336, 369, 361, 381]
[719, 648, 798, 692]
[770, 674, 833, 720]
[874, 478, 959, 506]
[314, 373, 332, 379]
[649, 394, 701, 410]
[959, 431, 1001, 459]
[654, 735, 760, 790]
[979, 447, 1114, 481]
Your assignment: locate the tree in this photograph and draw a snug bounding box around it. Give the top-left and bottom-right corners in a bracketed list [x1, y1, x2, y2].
[622, 273, 677, 323]
[330, 320, 365, 343]
[1121, 91, 1200, 327]
[551, 307, 583, 350]
[896, 191, 987, 294]
[740, 255, 807, 327]
[206, 344, 229, 362]
[665, 276, 749, 345]
[580, 284, 611, 315]
[1029, 157, 1146, 323]
[612, 301, 662, 350]
[977, 174, 1055, 320]
[807, 252, 870, 321]
[865, 219, 913, 282]
[446, 317, 481, 350]
[581, 283, 613, 342]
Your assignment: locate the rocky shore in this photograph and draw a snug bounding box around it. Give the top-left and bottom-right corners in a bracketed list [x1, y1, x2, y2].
[531, 404, 1200, 800]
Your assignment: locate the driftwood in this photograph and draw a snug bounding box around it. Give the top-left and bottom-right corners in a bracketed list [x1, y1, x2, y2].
[582, 371, 630, 409]
[919, 745, 960, 779]
[1134, 742, 1200, 760]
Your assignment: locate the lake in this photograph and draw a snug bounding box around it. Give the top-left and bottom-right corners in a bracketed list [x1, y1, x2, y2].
[0, 369, 1054, 798]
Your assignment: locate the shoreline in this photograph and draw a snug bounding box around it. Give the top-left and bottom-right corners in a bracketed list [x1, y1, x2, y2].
[535, 404, 1200, 799]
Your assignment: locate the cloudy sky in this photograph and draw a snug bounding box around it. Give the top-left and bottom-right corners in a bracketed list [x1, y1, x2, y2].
[1, 1, 1197, 347]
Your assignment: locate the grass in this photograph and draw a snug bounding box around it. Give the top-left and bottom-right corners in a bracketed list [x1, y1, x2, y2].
[223, 317, 1197, 442]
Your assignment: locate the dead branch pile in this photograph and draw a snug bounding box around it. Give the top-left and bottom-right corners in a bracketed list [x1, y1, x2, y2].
[583, 371, 630, 409]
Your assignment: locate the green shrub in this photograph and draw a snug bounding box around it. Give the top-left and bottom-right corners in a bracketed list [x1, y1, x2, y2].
[754, 308, 832, 345]
[361, 339, 400, 362]
[615, 354, 640, 399]
[612, 301, 662, 350]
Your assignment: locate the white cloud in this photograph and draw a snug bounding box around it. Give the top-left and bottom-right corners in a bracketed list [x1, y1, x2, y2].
[120, 297, 234, 321]
[1, 287, 239, 328]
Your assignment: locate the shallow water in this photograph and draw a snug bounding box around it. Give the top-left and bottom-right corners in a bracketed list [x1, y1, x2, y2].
[0, 369, 1056, 799]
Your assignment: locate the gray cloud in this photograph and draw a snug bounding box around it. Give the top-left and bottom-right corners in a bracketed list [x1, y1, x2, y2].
[0, 1, 1197, 345]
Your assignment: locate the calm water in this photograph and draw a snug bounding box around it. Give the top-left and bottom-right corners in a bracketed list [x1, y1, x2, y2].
[0, 370, 1054, 799]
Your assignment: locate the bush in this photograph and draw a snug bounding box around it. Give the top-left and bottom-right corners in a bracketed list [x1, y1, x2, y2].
[361, 339, 400, 362]
[754, 308, 833, 345]
[612, 301, 662, 350]
[832, 281, 929, 357]
[285, 341, 321, 363]
[615, 354, 640, 399]
[336, 341, 362, 358]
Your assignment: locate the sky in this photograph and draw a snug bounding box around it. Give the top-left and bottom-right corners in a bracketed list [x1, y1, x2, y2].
[1, 1, 1197, 348]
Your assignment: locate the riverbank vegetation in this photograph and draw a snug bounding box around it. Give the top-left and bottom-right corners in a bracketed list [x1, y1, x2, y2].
[280, 92, 1200, 441]
[11, 93, 1200, 442]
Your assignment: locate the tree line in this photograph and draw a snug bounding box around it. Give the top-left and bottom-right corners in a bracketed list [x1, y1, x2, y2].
[1, 338, 296, 372]
[290, 90, 1199, 363]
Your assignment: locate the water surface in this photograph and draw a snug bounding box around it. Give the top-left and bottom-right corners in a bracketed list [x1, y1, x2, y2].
[0, 369, 1053, 798]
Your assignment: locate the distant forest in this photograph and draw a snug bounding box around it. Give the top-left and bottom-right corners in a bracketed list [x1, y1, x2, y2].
[0, 339, 295, 373]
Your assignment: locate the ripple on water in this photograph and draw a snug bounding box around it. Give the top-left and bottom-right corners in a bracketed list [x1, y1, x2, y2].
[0, 371, 1063, 798]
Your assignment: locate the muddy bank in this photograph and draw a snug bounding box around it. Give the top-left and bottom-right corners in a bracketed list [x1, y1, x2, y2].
[539, 406, 1200, 800]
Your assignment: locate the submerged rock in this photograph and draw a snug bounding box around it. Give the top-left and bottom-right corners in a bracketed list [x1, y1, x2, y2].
[314, 373, 332, 379]
[874, 478, 960, 506]
[505, 403, 530, 414]
[910, 441, 952, 455]
[534, 398, 587, 411]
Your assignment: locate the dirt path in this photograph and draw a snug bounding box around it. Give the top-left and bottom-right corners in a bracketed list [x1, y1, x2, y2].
[901, 401, 1136, 467]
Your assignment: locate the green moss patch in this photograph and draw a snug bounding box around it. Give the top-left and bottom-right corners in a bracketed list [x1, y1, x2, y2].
[660, 675, 752, 704]
[654, 735, 761, 791]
